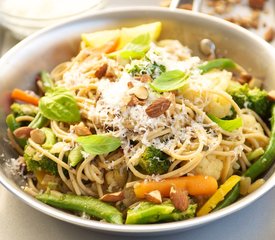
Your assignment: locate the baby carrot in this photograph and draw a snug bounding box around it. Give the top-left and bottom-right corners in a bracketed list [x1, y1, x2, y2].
[11, 88, 39, 106]
[134, 175, 218, 198]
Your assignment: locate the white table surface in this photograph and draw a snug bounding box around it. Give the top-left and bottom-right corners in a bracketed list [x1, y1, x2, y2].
[1, 1, 275, 239]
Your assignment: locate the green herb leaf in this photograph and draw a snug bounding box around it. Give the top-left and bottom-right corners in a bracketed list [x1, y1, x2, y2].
[109, 33, 151, 59]
[150, 70, 188, 92]
[208, 114, 242, 132]
[39, 88, 80, 123]
[199, 58, 236, 74]
[76, 135, 121, 155]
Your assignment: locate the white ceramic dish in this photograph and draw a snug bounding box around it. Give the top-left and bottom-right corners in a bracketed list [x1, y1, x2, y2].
[0, 7, 274, 235]
[0, 0, 105, 39]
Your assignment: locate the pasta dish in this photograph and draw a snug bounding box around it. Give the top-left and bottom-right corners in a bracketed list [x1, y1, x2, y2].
[6, 22, 275, 224]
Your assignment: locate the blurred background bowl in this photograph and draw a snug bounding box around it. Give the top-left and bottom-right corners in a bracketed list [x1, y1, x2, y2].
[0, 0, 105, 39]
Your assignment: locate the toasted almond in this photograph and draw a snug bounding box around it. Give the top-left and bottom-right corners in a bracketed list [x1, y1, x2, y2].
[140, 74, 152, 83]
[170, 186, 189, 212]
[13, 126, 33, 139]
[145, 190, 162, 204]
[127, 95, 146, 107]
[249, 0, 265, 10]
[264, 27, 274, 42]
[237, 73, 252, 84]
[145, 97, 171, 118]
[95, 63, 108, 79]
[30, 129, 46, 145]
[214, 2, 227, 14]
[100, 191, 124, 202]
[127, 81, 134, 89]
[268, 90, 275, 101]
[163, 92, 176, 116]
[178, 3, 193, 10]
[133, 86, 149, 100]
[74, 123, 91, 136]
[105, 65, 117, 79]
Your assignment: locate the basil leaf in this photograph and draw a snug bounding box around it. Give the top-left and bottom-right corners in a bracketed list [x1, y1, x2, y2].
[150, 70, 189, 92]
[199, 58, 236, 74]
[76, 135, 121, 155]
[208, 114, 242, 132]
[109, 33, 151, 59]
[39, 88, 80, 123]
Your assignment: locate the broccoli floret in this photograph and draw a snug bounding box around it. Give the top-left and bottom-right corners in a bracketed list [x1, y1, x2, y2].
[11, 103, 38, 117]
[125, 200, 197, 224]
[138, 146, 171, 175]
[24, 145, 58, 176]
[226, 82, 272, 120]
[127, 58, 166, 79]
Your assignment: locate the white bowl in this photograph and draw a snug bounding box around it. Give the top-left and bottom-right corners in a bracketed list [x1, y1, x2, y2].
[0, 6, 274, 235]
[0, 0, 105, 39]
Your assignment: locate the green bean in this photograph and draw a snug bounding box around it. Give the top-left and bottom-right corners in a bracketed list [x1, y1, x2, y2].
[28, 112, 49, 129]
[212, 183, 240, 212]
[36, 192, 123, 224]
[213, 104, 275, 212]
[244, 104, 275, 181]
[6, 114, 27, 147]
[199, 58, 236, 74]
[247, 148, 264, 162]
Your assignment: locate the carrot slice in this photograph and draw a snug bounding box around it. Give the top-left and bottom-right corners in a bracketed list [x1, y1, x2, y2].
[11, 88, 39, 106]
[134, 175, 218, 198]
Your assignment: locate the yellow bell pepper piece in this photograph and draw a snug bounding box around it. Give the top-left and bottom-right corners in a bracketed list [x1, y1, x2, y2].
[197, 175, 241, 216]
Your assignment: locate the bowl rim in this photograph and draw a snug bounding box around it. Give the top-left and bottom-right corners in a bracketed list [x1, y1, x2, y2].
[0, 6, 275, 234]
[0, 0, 105, 21]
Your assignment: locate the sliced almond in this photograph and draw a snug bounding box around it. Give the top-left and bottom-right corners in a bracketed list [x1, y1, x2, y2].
[30, 129, 46, 145]
[170, 186, 189, 211]
[145, 190, 162, 204]
[163, 92, 176, 116]
[95, 63, 108, 79]
[267, 90, 275, 101]
[74, 123, 91, 136]
[127, 95, 146, 107]
[140, 74, 152, 83]
[105, 65, 117, 79]
[133, 86, 149, 100]
[13, 126, 33, 139]
[145, 97, 171, 118]
[100, 191, 124, 202]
